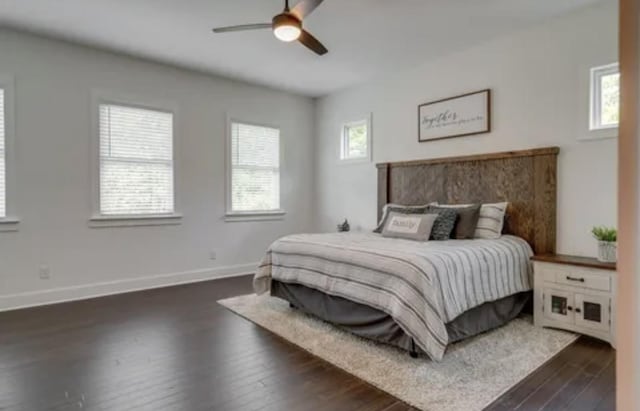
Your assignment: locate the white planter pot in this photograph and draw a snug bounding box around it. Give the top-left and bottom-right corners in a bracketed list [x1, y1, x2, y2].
[597, 241, 617, 263]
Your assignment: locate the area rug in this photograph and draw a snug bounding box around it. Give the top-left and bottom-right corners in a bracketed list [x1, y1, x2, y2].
[218, 294, 578, 411]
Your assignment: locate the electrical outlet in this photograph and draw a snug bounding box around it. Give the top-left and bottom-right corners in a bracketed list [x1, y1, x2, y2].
[39, 265, 51, 280]
[209, 251, 217, 260]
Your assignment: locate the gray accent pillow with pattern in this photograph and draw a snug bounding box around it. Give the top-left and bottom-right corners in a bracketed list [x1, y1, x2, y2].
[381, 212, 439, 241]
[425, 205, 458, 240]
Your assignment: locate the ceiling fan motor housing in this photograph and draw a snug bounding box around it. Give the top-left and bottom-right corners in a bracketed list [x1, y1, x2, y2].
[272, 13, 302, 39]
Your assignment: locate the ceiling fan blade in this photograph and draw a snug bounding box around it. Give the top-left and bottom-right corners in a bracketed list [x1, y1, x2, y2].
[290, 0, 324, 19]
[298, 30, 328, 55]
[212, 23, 271, 33]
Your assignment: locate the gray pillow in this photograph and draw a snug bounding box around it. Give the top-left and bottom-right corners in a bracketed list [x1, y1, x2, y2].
[425, 205, 458, 240]
[435, 202, 509, 239]
[452, 204, 481, 239]
[374, 203, 430, 233]
[381, 212, 438, 241]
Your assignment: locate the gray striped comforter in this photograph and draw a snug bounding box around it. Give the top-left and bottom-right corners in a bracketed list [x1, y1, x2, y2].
[253, 233, 533, 361]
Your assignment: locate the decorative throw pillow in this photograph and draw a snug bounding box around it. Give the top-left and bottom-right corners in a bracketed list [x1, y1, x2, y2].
[452, 204, 482, 239]
[474, 202, 509, 239]
[436, 202, 509, 239]
[374, 203, 430, 233]
[381, 212, 438, 241]
[425, 205, 458, 240]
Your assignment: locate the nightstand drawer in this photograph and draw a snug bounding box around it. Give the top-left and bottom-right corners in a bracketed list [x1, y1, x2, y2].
[554, 270, 611, 292]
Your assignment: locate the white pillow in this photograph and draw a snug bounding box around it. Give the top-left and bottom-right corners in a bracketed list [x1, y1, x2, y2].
[436, 202, 509, 239]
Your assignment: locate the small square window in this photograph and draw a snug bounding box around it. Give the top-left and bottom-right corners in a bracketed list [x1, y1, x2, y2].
[590, 63, 619, 130]
[340, 116, 371, 162]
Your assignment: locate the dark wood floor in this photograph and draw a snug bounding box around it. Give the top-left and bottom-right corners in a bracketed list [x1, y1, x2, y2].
[0, 275, 615, 411]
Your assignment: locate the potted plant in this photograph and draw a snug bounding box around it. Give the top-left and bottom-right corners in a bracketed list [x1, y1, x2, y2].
[592, 226, 617, 263]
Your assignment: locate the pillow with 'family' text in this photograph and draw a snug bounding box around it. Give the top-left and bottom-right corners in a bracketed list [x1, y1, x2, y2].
[381, 212, 439, 241]
[374, 203, 431, 233]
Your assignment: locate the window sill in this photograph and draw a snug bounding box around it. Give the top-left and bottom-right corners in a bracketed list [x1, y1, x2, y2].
[89, 214, 183, 228]
[579, 127, 618, 142]
[224, 211, 286, 223]
[339, 157, 371, 165]
[0, 218, 20, 232]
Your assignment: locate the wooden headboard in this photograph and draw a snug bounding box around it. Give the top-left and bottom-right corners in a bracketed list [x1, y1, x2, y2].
[376, 147, 559, 254]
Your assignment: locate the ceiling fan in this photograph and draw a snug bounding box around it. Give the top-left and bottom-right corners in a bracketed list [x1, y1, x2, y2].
[212, 0, 328, 56]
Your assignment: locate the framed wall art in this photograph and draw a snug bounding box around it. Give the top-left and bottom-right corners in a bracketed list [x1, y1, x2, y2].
[418, 89, 491, 142]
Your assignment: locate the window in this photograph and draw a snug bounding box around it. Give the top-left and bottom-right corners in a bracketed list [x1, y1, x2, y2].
[340, 115, 371, 161]
[227, 121, 282, 218]
[0, 75, 18, 231]
[590, 63, 620, 130]
[0, 87, 5, 219]
[95, 101, 177, 222]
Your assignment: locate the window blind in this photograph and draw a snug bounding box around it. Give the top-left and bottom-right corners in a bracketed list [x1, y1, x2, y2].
[99, 104, 174, 216]
[0, 88, 5, 218]
[230, 122, 280, 212]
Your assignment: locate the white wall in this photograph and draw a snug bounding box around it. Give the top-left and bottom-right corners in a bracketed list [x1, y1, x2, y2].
[0, 1, 619, 309]
[315, 0, 618, 258]
[0, 29, 316, 309]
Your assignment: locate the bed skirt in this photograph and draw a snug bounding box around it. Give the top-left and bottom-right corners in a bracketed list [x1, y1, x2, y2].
[271, 280, 530, 355]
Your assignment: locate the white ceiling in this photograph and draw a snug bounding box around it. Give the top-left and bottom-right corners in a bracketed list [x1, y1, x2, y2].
[0, 0, 601, 97]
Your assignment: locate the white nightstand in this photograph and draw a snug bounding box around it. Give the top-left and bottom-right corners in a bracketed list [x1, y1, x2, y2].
[532, 254, 617, 348]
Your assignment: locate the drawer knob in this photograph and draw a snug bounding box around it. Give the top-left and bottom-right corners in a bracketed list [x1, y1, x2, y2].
[566, 276, 585, 283]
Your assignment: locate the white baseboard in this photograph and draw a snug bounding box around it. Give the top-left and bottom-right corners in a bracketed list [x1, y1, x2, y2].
[0, 262, 257, 312]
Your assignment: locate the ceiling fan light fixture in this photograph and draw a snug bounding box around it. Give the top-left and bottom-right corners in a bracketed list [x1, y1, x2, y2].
[272, 13, 302, 42]
[211, 0, 328, 56]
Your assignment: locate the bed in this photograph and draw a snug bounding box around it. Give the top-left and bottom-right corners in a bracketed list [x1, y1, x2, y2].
[254, 147, 559, 361]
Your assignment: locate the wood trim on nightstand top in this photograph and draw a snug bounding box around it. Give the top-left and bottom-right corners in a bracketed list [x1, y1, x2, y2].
[531, 254, 616, 271]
